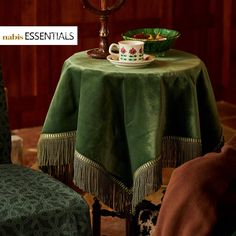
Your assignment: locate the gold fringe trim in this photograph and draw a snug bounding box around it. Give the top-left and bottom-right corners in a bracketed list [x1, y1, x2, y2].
[132, 157, 162, 212]
[74, 151, 132, 213]
[37, 132, 224, 213]
[40, 164, 74, 186]
[39, 131, 76, 139]
[73, 151, 162, 213]
[161, 136, 202, 167]
[37, 131, 76, 166]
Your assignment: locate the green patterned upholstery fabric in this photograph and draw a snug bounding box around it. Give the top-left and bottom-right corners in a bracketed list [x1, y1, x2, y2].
[0, 65, 11, 163]
[0, 164, 92, 235]
[0, 64, 92, 235]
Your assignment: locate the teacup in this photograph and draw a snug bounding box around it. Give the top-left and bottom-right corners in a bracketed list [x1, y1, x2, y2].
[109, 40, 144, 62]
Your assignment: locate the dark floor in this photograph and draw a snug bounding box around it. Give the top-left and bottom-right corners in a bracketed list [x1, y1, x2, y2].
[11, 100, 236, 236]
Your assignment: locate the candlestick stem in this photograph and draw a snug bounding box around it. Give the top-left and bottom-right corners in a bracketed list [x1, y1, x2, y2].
[81, 0, 125, 59]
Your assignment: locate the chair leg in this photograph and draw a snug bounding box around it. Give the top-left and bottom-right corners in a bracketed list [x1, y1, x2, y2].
[92, 198, 101, 236]
[92, 198, 136, 236]
[125, 214, 136, 236]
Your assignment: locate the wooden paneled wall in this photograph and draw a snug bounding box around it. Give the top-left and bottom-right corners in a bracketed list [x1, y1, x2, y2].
[0, 0, 235, 129]
[223, 0, 236, 104]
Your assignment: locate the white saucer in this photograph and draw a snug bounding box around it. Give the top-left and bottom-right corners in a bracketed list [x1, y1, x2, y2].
[107, 54, 155, 68]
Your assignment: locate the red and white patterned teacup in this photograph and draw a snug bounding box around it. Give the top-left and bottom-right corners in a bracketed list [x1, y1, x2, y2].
[109, 40, 144, 62]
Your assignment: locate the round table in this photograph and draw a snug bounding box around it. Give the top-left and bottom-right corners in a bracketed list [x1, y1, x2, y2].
[38, 49, 223, 212]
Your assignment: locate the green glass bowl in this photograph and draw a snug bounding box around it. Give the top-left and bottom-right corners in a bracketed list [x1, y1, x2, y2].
[122, 28, 180, 55]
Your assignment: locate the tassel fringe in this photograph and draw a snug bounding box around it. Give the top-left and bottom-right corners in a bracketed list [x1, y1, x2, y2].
[161, 136, 202, 167]
[37, 131, 76, 166]
[37, 132, 224, 213]
[74, 151, 162, 213]
[132, 157, 162, 212]
[74, 151, 132, 213]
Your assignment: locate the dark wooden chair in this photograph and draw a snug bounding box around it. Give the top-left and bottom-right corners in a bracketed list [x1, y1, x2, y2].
[92, 193, 165, 236]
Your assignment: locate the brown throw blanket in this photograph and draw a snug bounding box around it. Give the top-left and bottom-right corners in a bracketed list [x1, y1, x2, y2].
[153, 135, 236, 236]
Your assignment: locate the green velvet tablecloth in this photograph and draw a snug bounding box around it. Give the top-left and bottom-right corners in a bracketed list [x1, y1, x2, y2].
[38, 49, 223, 212]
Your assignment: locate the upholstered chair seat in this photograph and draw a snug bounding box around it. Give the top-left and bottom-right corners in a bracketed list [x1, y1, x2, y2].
[0, 65, 92, 235]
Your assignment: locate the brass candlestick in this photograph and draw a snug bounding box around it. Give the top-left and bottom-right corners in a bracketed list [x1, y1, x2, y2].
[80, 0, 125, 59]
